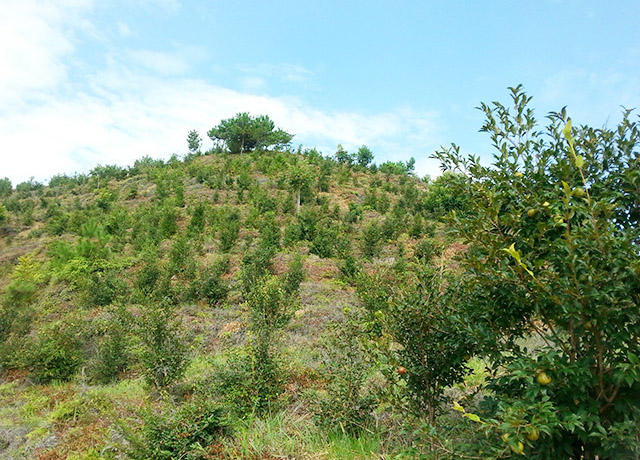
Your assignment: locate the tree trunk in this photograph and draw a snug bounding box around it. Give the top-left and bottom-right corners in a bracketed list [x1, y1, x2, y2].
[296, 189, 301, 214]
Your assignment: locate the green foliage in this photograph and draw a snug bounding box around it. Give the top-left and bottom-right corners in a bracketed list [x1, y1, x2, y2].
[429, 86, 640, 457]
[311, 316, 376, 434]
[258, 212, 281, 249]
[0, 204, 7, 225]
[0, 177, 12, 197]
[2, 254, 42, 307]
[310, 224, 338, 258]
[239, 243, 276, 297]
[95, 188, 116, 211]
[413, 238, 440, 262]
[409, 213, 424, 238]
[90, 164, 128, 183]
[126, 400, 229, 460]
[15, 177, 43, 194]
[167, 234, 195, 279]
[218, 209, 241, 252]
[137, 302, 189, 389]
[379, 161, 411, 178]
[134, 254, 162, 297]
[186, 129, 202, 153]
[422, 171, 473, 216]
[286, 164, 314, 213]
[387, 269, 474, 420]
[208, 113, 293, 153]
[93, 306, 130, 383]
[27, 325, 82, 383]
[85, 269, 127, 307]
[334, 144, 355, 165]
[187, 201, 207, 236]
[245, 276, 293, 412]
[339, 253, 361, 282]
[356, 145, 374, 168]
[193, 258, 229, 307]
[361, 221, 382, 259]
[282, 254, 305, 296]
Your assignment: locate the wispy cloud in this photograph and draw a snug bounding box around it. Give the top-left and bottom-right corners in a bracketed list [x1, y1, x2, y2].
[240, 63, 316, 83]
[537, 68, 640, 127]
[0, 1, 443, 183]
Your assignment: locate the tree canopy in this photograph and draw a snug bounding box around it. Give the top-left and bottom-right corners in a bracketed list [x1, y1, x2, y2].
[207, 113, 293, 153]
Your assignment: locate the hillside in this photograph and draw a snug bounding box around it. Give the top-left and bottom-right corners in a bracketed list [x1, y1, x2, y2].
[1, 91, 638, 460]
[0, 147, 454, 459]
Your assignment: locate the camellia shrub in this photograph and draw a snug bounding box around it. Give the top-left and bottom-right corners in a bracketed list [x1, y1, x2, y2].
[428, 86, 639, 459]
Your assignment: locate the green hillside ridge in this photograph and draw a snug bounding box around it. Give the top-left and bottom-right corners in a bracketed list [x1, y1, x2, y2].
[0, 88, 638, 459]
[0, 138, 452, 459]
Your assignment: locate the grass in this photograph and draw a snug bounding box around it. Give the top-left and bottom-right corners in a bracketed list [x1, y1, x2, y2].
[220, 411, 395, 459]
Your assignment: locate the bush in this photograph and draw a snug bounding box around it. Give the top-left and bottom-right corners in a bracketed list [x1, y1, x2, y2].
[85, 270, 127, 307]
[282, 254, 305, 295]
[2, 254, 41, 307]
[413, 238, 440, 262]
[93, 307, 130, 383]
[135, 255, 162, 297]
[361, 221, 382, 259]
[27, 326, 82, 383]
[386, 269, 474, 421]
[245, 276, 293, 412]
[339, 253, 361, 282]
[311, 316, 376, 434]
[427, 86, 640, 458]
[239, 244, 275, 297]
[282, 221, 302, 246]
[125, 400, 229, 460]
[422, 172, 473, 217]
[194, 259, 229, 307]
[0, 177, 12, 197]
[310, 225, 337, 258]
[258, 212, 281, 249]
[218, 210, 241, 252]
[138, 303, 188, 389]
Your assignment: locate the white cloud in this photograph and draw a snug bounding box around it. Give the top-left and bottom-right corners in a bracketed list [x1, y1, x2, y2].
[0, 0, 93, 109]
[537, 68, 640, 127]
[239, 63, 316, 83]
[127, 49, 192, 75]
[117, 21, 133, 38]
[0, 0, 442, 184]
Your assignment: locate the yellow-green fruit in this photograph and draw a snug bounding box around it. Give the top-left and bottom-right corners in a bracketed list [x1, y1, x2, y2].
[515, 172, 523, 177]
[501, 433, 510, 443]
[527, 208, 538, 217]
[510, 442, 524, 454]
[542, 201, 550, 208]
[573, 187, 586, 198]
[537, 371, 552, 385]
[527, 428, 540, 441]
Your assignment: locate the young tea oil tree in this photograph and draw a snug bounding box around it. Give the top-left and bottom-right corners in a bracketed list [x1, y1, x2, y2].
[137, 301, 188, 390]
[431, 86, 640, 458]
[245, 275, 293, 412]
[286, 164, 314, 214]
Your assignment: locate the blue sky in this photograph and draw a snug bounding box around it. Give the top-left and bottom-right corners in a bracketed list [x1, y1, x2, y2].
[1, 0, 638, 183]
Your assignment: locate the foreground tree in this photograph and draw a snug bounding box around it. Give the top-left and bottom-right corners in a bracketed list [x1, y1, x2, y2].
[426, 85, 639, 458]
[207, 113, 293, 153]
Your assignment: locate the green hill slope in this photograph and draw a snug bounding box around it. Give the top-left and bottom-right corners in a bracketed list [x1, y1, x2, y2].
[0, 148, 450, 459]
